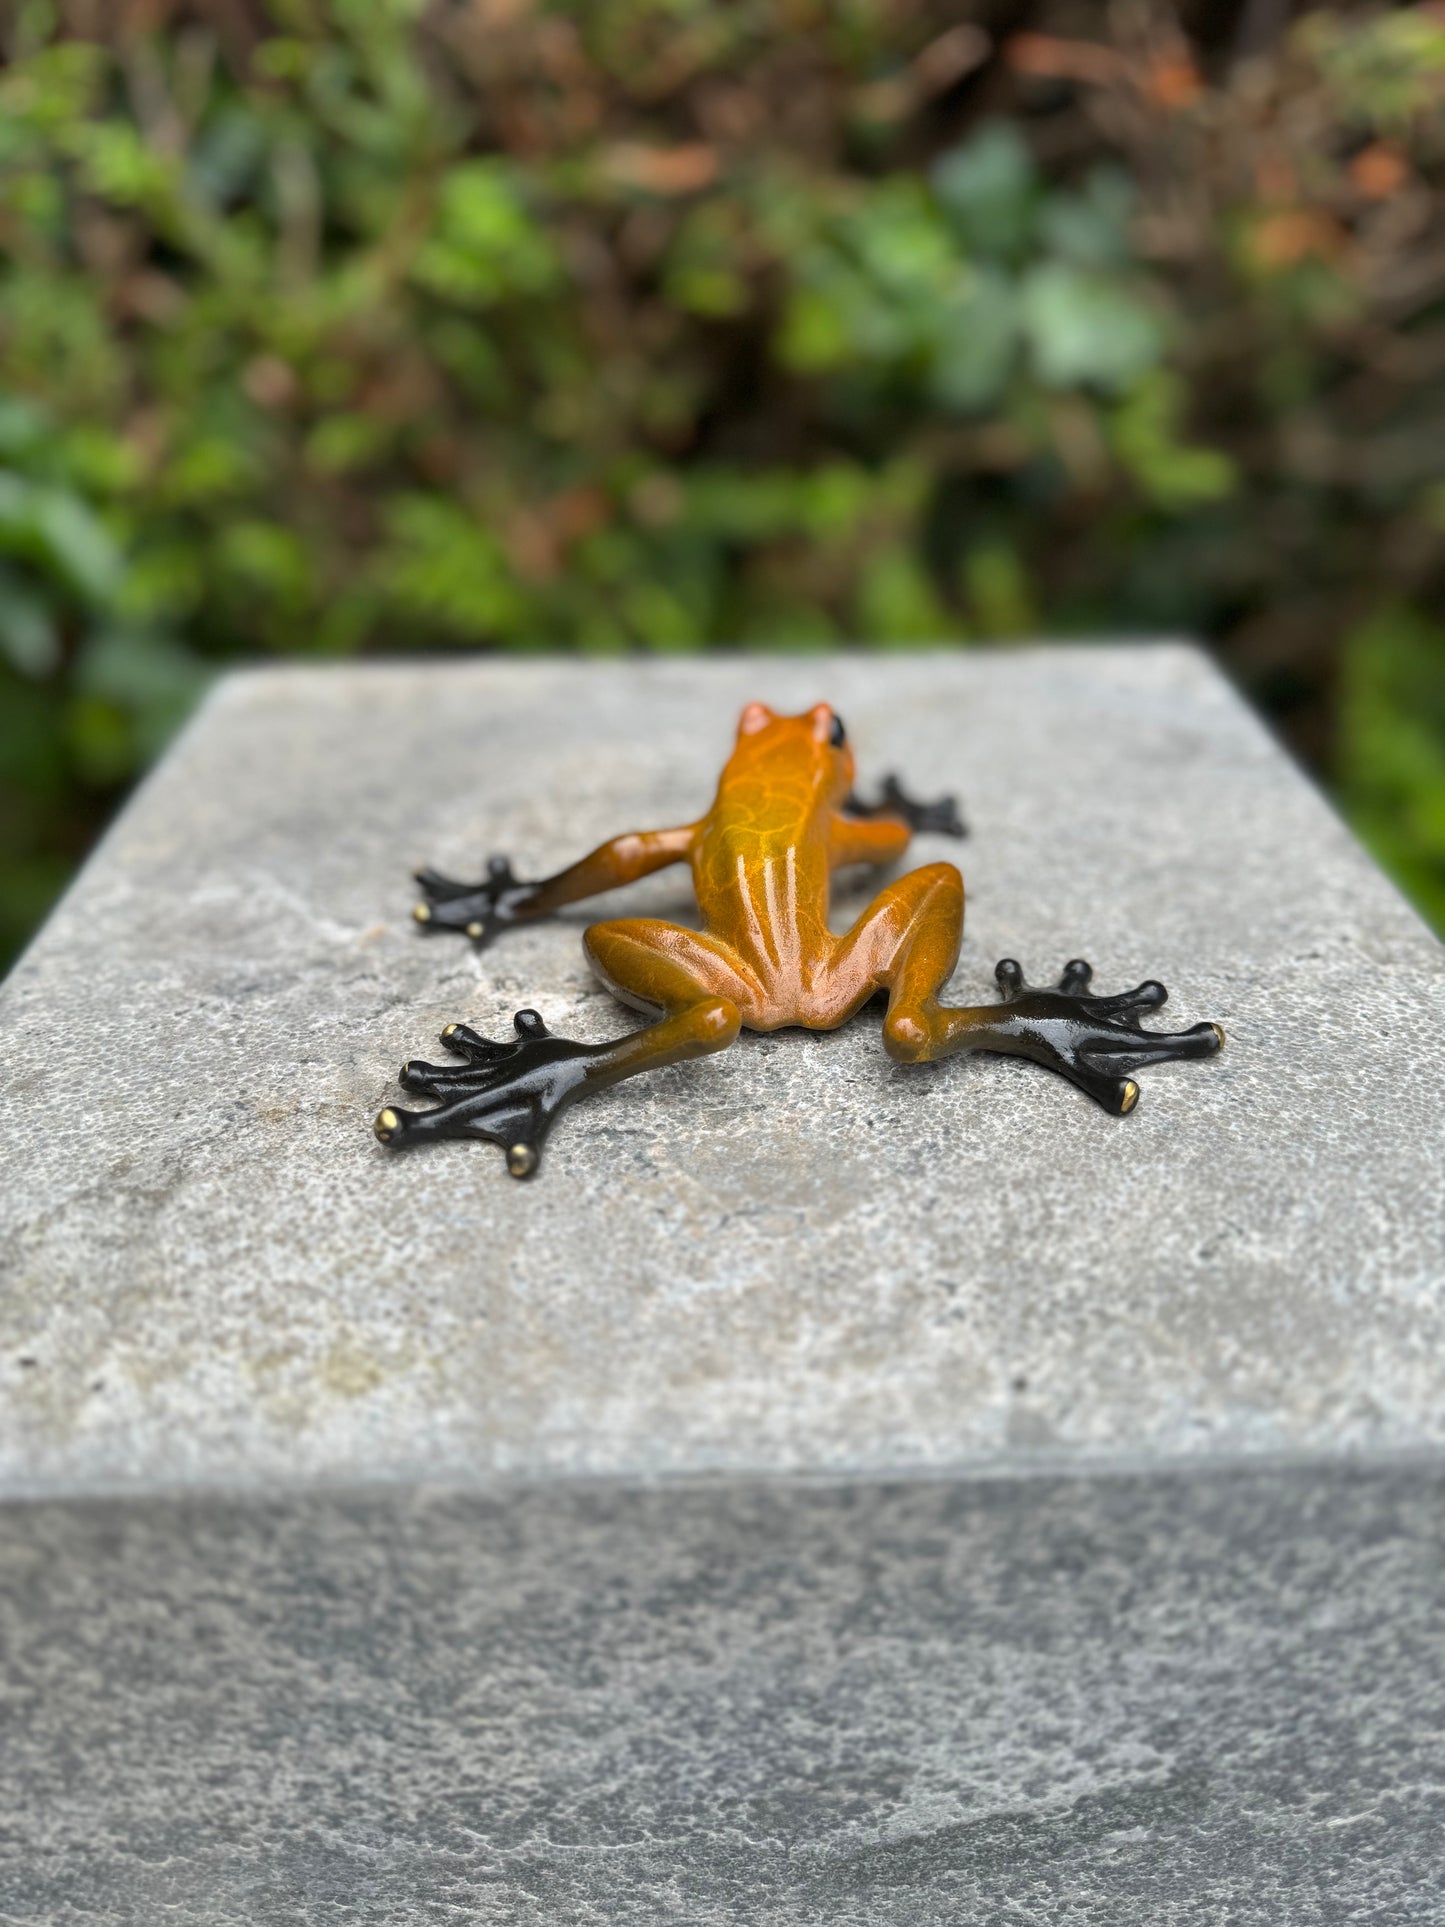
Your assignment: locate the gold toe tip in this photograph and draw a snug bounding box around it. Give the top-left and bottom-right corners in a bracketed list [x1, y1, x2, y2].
[412, 903, 431, 923]
[506, 1142, 538, 1178]
[1120, 1080, 1140, 1114]
[466, 921, 484, 940]
[442, 1023, 458, 1039]
[1210, 1023, 1226, 1049]
[374, 1107, 399, 1142]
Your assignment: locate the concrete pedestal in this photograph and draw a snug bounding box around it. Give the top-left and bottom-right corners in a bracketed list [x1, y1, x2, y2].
[2, 649, 1441, 1921]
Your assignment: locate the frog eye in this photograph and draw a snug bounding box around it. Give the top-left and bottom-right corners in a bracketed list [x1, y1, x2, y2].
[829, 713, 847, 749]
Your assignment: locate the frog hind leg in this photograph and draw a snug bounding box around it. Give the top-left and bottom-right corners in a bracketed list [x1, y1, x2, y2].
[822, 863, 1223, 1115]
[373, 920, 746, 1177]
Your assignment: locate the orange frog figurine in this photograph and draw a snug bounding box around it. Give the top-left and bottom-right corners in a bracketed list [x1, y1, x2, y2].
[374, 701, 1223, 1177]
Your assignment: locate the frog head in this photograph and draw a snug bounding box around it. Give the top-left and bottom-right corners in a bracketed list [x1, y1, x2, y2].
[734, 701, 855, 803]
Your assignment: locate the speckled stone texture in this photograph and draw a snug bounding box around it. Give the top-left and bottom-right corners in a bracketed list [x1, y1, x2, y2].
[2, 1465, 1442, 1925]
[2, 647, 1443, 1493]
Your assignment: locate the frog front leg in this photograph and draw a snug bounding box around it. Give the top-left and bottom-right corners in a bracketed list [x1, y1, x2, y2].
[412, 825, 697, 947]
[374, 920, 748, 1177]
[823, 863, 1223, 1114]
[843, 774, 965, 839]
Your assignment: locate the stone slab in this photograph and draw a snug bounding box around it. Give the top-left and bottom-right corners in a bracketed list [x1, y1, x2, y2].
[1, 1463, 1441, 1924]
[2, 648, 1443, 1493]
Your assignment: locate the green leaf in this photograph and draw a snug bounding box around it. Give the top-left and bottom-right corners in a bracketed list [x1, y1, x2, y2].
[375, 494, 529, 638]
[1111, 373, 1237, 508]
[69, 120, 176, 210]
[930, 266, 1019, 412]
[120, 544, 207, 623]
[1306, 11, 1445, 130]
[0, 395, 50, 460]
[188, 105, 269, 208]
[776, 277, 854, 373]
[30, 491, 123, 602]
[799, 463, 874, 542]
[667, 263, 750, 318]
[1020, 263, 1164, 392]
[305, 413, 391, 475]
[159, 437, 258, 509]
[932, 123, 1038, 260]
[56, 425, 146, 496]
[1038, 167, 1136, 269]
[0, 473, 122, 605]
[412, 161, 558, 309]
[217, 521, 312, 610]
[0, 563, 59, 676]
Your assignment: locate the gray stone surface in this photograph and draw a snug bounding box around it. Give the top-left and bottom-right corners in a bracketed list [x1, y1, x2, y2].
[2, 647, 1443, 1494]
[2, 1464, 1441, 1924]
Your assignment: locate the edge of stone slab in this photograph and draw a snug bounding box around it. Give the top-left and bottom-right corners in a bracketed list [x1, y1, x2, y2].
[3, 1440, 1442, 1511]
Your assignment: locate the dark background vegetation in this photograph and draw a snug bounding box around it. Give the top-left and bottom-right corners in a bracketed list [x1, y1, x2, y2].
[2, 0, 1443, 968]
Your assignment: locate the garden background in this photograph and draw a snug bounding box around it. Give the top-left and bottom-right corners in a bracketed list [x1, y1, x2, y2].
[1, 0, 1442, 970]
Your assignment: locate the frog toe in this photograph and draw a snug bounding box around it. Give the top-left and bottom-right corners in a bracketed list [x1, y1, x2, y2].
[373, 1008, 597, 1174]
[989, 957, 1224, 1114]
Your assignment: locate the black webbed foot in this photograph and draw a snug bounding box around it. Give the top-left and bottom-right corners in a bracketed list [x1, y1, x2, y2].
[846, 774, 966, 838]
[374, 1008, 600, 1177]
[989, 957, 1224, 1115]
[412, 855, 537, 946]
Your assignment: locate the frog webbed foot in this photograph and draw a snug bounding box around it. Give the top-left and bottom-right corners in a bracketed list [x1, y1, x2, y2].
[374, 1008, 599, 1177]
[988, 958, 1224, 1115]
[411, 855, 535, 946]
[847, 774, 966, 838]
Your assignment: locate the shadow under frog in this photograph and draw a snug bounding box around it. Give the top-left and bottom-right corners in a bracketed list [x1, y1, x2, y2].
[374, 701, 1223, 1178]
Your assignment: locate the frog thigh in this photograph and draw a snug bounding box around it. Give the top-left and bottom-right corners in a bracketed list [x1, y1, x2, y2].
[584, 918, 762, 1023]
[807, 862, 964, 1027]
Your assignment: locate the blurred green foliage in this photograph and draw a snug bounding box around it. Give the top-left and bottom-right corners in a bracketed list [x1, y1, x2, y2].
[1340, 603, 1445, 929]
[1, 0, 1443, 963]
